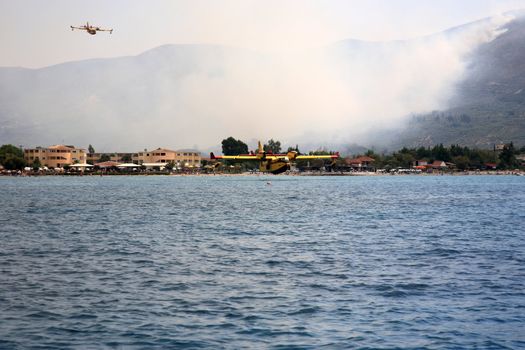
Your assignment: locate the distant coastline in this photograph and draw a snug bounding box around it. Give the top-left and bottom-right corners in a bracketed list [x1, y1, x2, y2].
[1, 170, 523, 177]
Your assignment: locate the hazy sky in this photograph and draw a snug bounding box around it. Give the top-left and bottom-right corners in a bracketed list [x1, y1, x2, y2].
[1, 0, 525, 68]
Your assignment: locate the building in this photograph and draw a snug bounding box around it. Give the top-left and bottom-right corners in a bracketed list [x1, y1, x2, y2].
[413, 160, 428, 167]
[431, 160, 447, 168]
[345, 156, 375, 171]
[87, 152, 138, 164]
[136, 148, 201, 167]
[24, 145, 86, 168]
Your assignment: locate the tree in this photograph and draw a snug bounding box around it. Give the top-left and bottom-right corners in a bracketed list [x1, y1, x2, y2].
[88, 144, 95, 154]
[0, 144, 24, 164]
[309, 149, 335, 155]
[396, 152, 415, 168]
[0, 145, 25, 170]
[3, 156, 25, 170]
[499, 142, 518, 169]
[32, 158, 42, 171]
[416, 146, 431, 159]
[431, 143, 450, 162]
[164, 161, 175, 171]
[264, 139, 281, 154]
[452, 155, 470, 171]
[99, 154, 111, 162]
[221, 137, 248, 155]
[287, 144, 301, 153]
[121, 154, 132, 162]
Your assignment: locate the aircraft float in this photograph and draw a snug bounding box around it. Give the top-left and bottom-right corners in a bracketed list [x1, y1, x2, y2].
[210, 141, 339, 174]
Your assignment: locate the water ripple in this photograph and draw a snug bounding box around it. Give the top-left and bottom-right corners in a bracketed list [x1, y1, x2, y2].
[0, 175, 524, 348]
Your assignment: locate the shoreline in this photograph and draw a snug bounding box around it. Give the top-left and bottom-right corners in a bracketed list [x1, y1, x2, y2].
[1, 170, 524, 177]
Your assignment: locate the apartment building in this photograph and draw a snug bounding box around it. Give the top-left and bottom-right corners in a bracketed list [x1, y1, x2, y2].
[24, 145, 86, 168]
[137, 148, 201, 167]
[87, 153, 138, 164]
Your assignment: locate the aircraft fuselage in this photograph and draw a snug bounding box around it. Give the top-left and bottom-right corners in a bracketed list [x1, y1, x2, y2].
[260, 159, 290, 174]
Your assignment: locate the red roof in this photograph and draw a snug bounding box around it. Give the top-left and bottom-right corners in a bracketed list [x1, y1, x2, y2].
[95, 161, 121, 168]
[431, 160, 446, 167]
[346, 156, 375, 164]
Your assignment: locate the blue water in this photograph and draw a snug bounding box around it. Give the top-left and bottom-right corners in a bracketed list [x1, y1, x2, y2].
[1, 175, 524, 349]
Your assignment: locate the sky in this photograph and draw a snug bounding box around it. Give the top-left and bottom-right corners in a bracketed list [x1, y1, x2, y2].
[1, 0, 525, 68]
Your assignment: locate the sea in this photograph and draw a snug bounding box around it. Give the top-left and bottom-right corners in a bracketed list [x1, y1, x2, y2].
[0, 175, 524, 349]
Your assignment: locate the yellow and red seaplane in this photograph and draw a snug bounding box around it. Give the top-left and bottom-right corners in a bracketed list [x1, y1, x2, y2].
[210, 141, 339, 174]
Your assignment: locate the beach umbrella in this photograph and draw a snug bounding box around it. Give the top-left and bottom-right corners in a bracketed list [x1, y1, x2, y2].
[69, 163, 94, 168]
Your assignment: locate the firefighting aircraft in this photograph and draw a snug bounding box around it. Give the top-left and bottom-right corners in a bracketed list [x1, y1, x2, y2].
[210, 141, 339, 174]
[70, 22, 113, 35]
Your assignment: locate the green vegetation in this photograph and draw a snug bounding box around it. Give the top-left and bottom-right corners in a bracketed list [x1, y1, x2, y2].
[121, 154, 132, 162]
[353, 143, 522, 170]
[32, 158, 42, 171]
[399, 111, 525, 151]
[263, 139, 281, 153]
[88, 144, 95, 154]
[0, 144, 26, 170]
[99, 154, 111, 162]
[215, 138, 524, 171]
[164, 161, 175, 171]
[287, 145, 300, 153]
[498, 142, 519, 169]
[221, 137, 248, 156]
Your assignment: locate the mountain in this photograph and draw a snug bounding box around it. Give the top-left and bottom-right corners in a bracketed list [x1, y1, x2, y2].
[0, 45, 269, 151]
[392, 12, 525, 149]
[1, 12, 525, 152]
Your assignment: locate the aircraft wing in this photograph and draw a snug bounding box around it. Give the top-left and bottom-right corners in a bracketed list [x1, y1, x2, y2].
[210, 152, 339, 161]
[210, 153, 257, 160]
[295, 153, 339, 160]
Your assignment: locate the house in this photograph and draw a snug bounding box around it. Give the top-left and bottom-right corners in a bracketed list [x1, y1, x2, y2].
[137, 148, 201, 167]
[345, 156, 375, 171]
[87, 152, 137, 164]
[430, 160, 447, 168]
[23, 145, 86, 168]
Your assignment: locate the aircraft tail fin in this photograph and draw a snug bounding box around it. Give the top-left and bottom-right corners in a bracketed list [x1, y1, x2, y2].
[258, 141, 263, 153]
[287, 151, 298, 160]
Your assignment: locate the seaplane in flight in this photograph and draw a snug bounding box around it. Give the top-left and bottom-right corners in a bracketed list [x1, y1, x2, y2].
[210, 141, 339, 174]
[70, 22, 113, 35]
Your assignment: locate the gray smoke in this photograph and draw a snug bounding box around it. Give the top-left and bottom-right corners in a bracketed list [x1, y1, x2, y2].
[0, 13, 515, 152]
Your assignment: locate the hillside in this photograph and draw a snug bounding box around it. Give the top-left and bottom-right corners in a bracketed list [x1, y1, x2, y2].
[0, 45, 265, 151]
[393, 13, 525, 148]
[1, 12, 525, 151]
